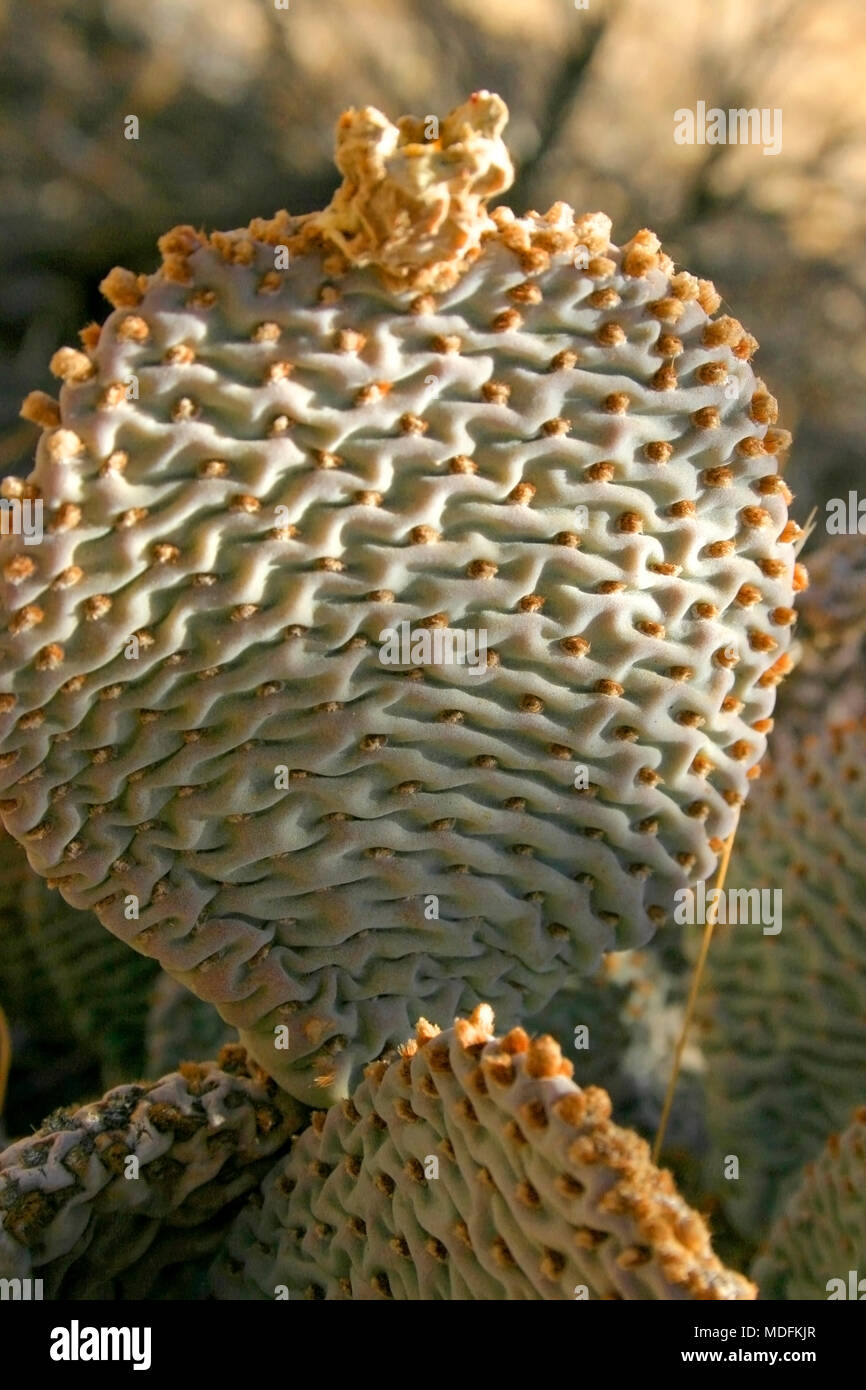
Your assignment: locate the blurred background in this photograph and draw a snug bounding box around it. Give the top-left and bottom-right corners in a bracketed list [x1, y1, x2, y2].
[2, 0, 865, 522]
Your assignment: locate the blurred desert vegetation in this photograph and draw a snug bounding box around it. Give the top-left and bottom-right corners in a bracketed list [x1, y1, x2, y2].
[2, 0, 865, 521]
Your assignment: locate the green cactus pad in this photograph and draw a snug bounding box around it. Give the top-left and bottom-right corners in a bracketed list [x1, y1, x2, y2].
[700, 716, 866, 1240]
[0, 1046, 304, 1298]
[0, 826, 58, 1035]
[0, 824, 156, 1086]
[780, 532, 866, 726]
[754, 1106, 866, 1300]
[1, 93, 799, 1102]
[213, 1004, 753, 1300]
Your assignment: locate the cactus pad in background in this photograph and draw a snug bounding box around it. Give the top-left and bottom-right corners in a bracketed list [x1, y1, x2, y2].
[0, 826, 59, 1043]
[214, 1005, 753, 1301]
[0, 824, 157, 1090]
[780, 533, 866, 726]
[754, 1106, 866, 1301]
[145, 974, 237, 1078]
[700, 715, 866, 1242]
[0, 1047, 304, 1298]
[525, 947, 706, 1153]
[0, 91, 800, 1104]
[19, 859, 158, 1088]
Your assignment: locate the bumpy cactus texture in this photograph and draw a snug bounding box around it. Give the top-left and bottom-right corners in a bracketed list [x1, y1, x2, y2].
[0, 92, 799, 1104]
[753, 1106, 866, 1301]
[700, 716, 866, 1240]
[213, 1005, 752, 1301]
[0, 1048, 303, 1298]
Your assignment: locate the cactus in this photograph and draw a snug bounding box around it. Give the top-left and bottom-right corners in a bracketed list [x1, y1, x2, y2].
[0, 825, 156, 1088]
[145, 974, 237, 1078]
[0, 92, 799, 1105]
[0, 827, 59, 1039]
[753, 1106, 866, 1301]
[212, 1005, 752, 1301]
[0, 1047, 304, 1298]
[525, 947, 706, 1153]
[700, 715, 866, 1242]
[9, 88, 861, 1307]
[778, 532, 866, 726]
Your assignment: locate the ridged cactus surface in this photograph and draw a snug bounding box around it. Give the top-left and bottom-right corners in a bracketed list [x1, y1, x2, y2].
[754, 1107, 866, 1301]
[0, 94, 800, 1103]
[700, 716, 866, 1239]
[0, 1047, 303, 1298]
[214, 1005, 753, 1301]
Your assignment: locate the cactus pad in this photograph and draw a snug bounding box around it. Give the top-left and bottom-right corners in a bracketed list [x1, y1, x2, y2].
[1, 93, 799, 1102]
[0, 1047, 304, 1298]
[780, 532, 866, 726]
[700, 716, 866, 1239]
[213, 1005, 753, 1300]
[754, 1106, 866, 1301]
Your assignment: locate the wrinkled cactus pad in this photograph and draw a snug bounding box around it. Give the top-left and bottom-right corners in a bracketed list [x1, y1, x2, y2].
[1, 92, 800, 1101]
[213, 1005, 754, 1301]
[0, 1047, 304, 1297]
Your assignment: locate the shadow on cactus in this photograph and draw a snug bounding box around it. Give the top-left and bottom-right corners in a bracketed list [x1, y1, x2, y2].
[1, 91, 845, 1303]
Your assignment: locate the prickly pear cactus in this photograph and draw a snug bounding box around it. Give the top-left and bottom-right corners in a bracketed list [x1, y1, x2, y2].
[0, 824, 156, 1086]
[213, 1005, 753, 1301]
[525, 947, 706, 1152]
[145, 974, 236, 1077]
[20, 868, 157, 1086]
[0, 1047, 304, 1298]
[779, 532, 866, 725]
[0, 827, 58, 1039]
[753, 1106, 866, 1301]
[700, 715, 866, 1241]
[0, 92, 801, 1104]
